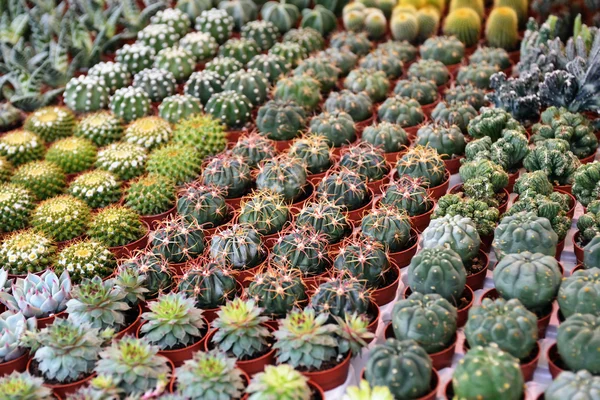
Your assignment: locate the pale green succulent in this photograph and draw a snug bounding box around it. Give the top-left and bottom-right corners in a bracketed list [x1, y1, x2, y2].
[0, 371, 54, 400]
[247, 364, 312, 400]
[343, 380, 395, 400]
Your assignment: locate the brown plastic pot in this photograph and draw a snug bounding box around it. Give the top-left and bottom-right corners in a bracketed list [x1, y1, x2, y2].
[0, 353, 28, 376]
[403, 115, 430, 140]
[233, 253, 268, 288]
[465, 250, 489, 291]
[344, 188, 374, 225]
[388, 229, 419, 268]
[481, 288, 553, 339]
[556, 238, 565, 261]
[580, 152, 597, 164]
[507, 170, 519, 193]
[355, 112, 376, 136]
[404, 285, 474, 328]
[140, 205, 177, 230]
[169, 261, 189, 276]
[573, 231, 585, 264]
[553, 183, 572, 194]
[409, 206, 435, 232]
[226, 129, 250, 146]
[136, 318, 209, 367]
[301, 352, 351, 392]
[108, 221, 150, 259]
[270, 138, 294, 153]
[426, 170, 450, 200]
[27, 359, 96, 398]
[547, 342, 565, 379]
[480, 232, 493, 253]
[371, 264, 400, 306]
[204, 325, 276, 376]
[37, 311, 66, 329]
[366, 171, 391, 194]
[443, 155, 464, 175]
[114, 304, 143, 341]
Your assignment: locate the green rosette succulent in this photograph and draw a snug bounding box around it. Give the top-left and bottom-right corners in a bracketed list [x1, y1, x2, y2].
[344, 68, 390, 103]
[158, 94, 203, 124]
[54, 240, 115, 283]
[68, 170, 121, 209]
[232, 133, 277, 168]
[74, 111, 123, 147]
[558, 267, 600, 318]
[494, 251, 562, 314]
[274, 74, 322, 111]
[378, 95, 425, 128]
[465, 298, 538, 360]
[195, 9, 234, 44]
[294, 57, 340, 93]
[0, 130, 45, 167]
[31, 195, 91, 242]
[420, 35, 465, 66]
[256, 156, 307, 203]
[392, 292, 458, 353]
[452, 344, 524, 400]
[88, 62, 132, 94]
[132, 68, 177, 102]
[396, 146, 446, 188]
[360, 205, 412, 253]
[257, 100, 307, 141]
[248, 364, 312, 400]
[333, 237, 390, 288]
[421, 215, 481, 263]
[523, 139, 581, 186]
[87, 205, 146, 248]
[115, 43, 156, 74]
[238, 189, 291, 235]
[125, 174, 176, 217]
[179, 31, 218, 61]
[64, 76, 110, 114]
[545, 370, 600, 400]
[467, 106, 526, 143]
[95, 143, 147, 181]
[247, 266, 308, 318]
[0, 230, 55, 275]
[456, 62, 500, 89]
[444, 84, 487, 110]
[209, 224, 264, 270]
[0, 183, 34, 233]
[407, 59, 450, 87]
[381, 176, 434, 216]
[261, 1, 300, 34]
[493, 212, 559, 260]
[11, 160, 66, 201]
[223, 69, 269, 107]
[201, 153, 252, 198]
[407, 246, 467, 302]
[206, 90, 253, 129]
[24, 106, 75, 143]
[324, 90, 373, 123]
[557, 314, 600, 374]
[431, 101, 478, 134]
[45, 137, 97, 175]
[242, 20, 280, 51]
[184, 70, 225, 106]
[146, 143, 202, 186]
[270, 225, 330, 277]
[137, 23, 181, 52]
[362, 122, 409, 154]
[416, 123, 466, 159]
[247, 54, 290, 83]
[394, 77, 438, 106]
[0, 371, 53, 399]
[365, 339, 433, 400]
[109, 86, 150, 123]
[269, 42, 308, 69]
[172, 113, 227, 159]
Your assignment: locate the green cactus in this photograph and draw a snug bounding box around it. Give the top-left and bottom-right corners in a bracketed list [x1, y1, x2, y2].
[421, 215, 481, 263]
[311, 276, 370, 318]
[11, 160, 66, 201]
[524, 139, 581, 186]
[557, 314, 600, 374]
[433, 194, 500, 237]
[54, 240, 116, 282]
[449, 0, 484, 17]
[149, 215, 205, 264]
[444, 84, 487, 111]
[333, 237, 391, 288]
[466, 130, 529, 172]
[0, 229, 55, 275]
[340, 142, 388, 180]
[137, 24, 181, 52]
[343, 380, 394, 400]
[283, 27, 325, 53]
[330, 31, 372, 56]
[392, 292, 458, 353]
[465, 297, 538, 359]
[223, 69, 270, 107]
[0, 183, 33, 233]
[324, 90, 373, 123]
[493, 212, 559, 260]
[378, 95, 425, 128]
[545, 370, 600, 400]
[360, 206, 411, 253]
[87, 205, 147, 248]
[256, 100, 307, 141]
[415, 7, 440, 42]
[506, 194, 572, 241]
[408, 59, 450, 86]
[238, 189, 291, 235]
[205, 56, 244, 80]
[209, 224, 264, 270]
[218, 0, 258, 30]
[231, 133, 277, 169]
[195, 8, 234, 44]
[121, 250, 173, 299]
[309, 111, 357, 148]
[0, 103, 22, 133]
[146, 143, 202, 186]
[315, 47, 359, 76]
[453, 344, 524, 400]
[150, 8, 192, 35]
[274, 74, 322, 111]
[442, 7, 482, 47]
[316, 168, 370, 211]
[178, 259, 237, 309]
[470, 47, 511, 70]
[201, 153, 252, 198]
[416, 123, 466, 159]
[64, 76, 110, 114]
[301, 5, 337, 36]
[420, 36, 465, 66]
[45, 137, 97, 175]
[247, 53, 291, 83]
[180, 31, 218, 61]
[294, 57, 340, 93]
[573, 162, 600, 207]
[206, 90, 253, 129]
[88, 62, 132, 94]
[158, 94, 203, 124]
[176, 0, 212, 20]
[115, 43, 156, 74]
[269, 42, 308, 69]
[431, 101, 478, 134]
[296, 199, 351, 244]
[184, 70, 225, 106]
[344, 68, 390, 103]
[219, 37, 260, 65]
[177, 182, 231, 228]
[394, 78, 438, 106]
[261, 1, 300, 34]
[247, 266, 308, 318]
[256, 156, 307, 202]
[125, 174, 176, 217]
[95, 142, 147, 181]
[132, 68, 177, 102]
[362, 122, 410, 154]
[513, 170, 553, 198]
[123, 116, 172, 151]
[242, 20, 280, 51]
[396, 145, 446, 188]
[359, 51, 404, 80]
[0, 156, 11, 182]
[584, 235, 600, 269]
[365, 339, 433, 400]
[390, 12, 419, 42]
[460, 158, 509, 194]
[495, 0, 527, 29]
[558, 267, 600, 318]
[381, 176, 434, 217]
[68, 170, 121, 209]
[456, 62, 500, 89]
[109, 87, 150, 123]
[485, 6, 519, 51]
[74, 111, 123, 147]
[24, 106, 75, 143]
[31, 195, 91, 242]
[467, 106, 525, 143]
[287, 134, 332, 174]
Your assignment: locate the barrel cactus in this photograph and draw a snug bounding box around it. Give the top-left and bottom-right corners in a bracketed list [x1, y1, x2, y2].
[242, 20, 280, 51]
[396, 146, 447, 188]
[158, 94, 203, 124]
[315, 47, 358, 76]
[505, 194, 571, 242]
[218, 0, 258, 30]
[150, 216, 205, 264]
[294, 57, 340, 93]
[247, 266, 308, 318]
[467, 107, 525, 143]
[95, 142, 147, 181]
[359, 50, 404, 80]
[219, 38, 260, 65]
[0, 183, 34, 233]
[485, 7, 519, 51]
[87, 205, 147, 248]
[269, 42, 308, 69]
[390, 12, 419, 42]
[443, 7, 482, 47]
[344, 68, 390, 103]
[378, 95, 425, 128]
[333, 237, 390, 288]
[24, 106, 75, 143]
[362, 122, 410, 154]
[247, 53, 290, 83]
[557, 314, 600, 374]
[394, 77, 439, 106]
[177, 182, 231, 228]
[146, 143, 202, 186]
[205, 90, 253, 129]
[201, 153, 252, 198]
[431, 101, 478, 134]
[493, 211, 559, 260]
[316, 168, 370, 211]
[338, 142, 389, 182]
[494, 251, 562, 314]
[257, 100, 307, 141]
[310, 277, 371, 318]
[11, 160, 66, 201]
[270, 225, 330, 277]
[68, 170, 121, 209]
[309, 111, 357, 148]
[324, 90, 373, 123]
[205, 56, 244, 80]
[238, 190, 291, 235]
[287, 135, 332, 175]
[137, 23, 181, 52]
[223, 69, 269, 107]
[123, 116, 172, 151]
[74, 111, 123, 147]
[116, 43, 156, 74]
[232, 133, 277, 168]
[195, 9, 234, 44]
[0, 130, 45, 167]
[545, 370, 600, 400]
[54, 240, 116, 282]
[421, 215, 481, 263]
[523, 139, 581, 186]
[456, 62, 500, 90]
[274, 74, 322, 111]
[132, 68, 177, 102]
[45, 137, 97, 174]
[381, 176, 434, 217]
[408, 246, 467, 301]
[31, 195, 91, 242]
[125, 174, 176, 217]
[360, 206, 412, 253]
[178, 260, 237, 309]
[558, 267, 600, 318]
[209, 224, 264, 270]
[301, 5, 337, 36]
[296, 200, 351, 244]
[0, 230, 55, 275]
[179, 31, 218, 61]
[444, 84, 487, 110]
[261, 1, 300, 34]
[256, 156, 307, 202]
[420, 35, 465, 66]
[416, 123, 466, 159]
[330, 31, 371, 56]
[64, 75, 109, 114]
[109, 86, 150, 123]
[88, 62, 132, 94]
[407, 59, 451, 86]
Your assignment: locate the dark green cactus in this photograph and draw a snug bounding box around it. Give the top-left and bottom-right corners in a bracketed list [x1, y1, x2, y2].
[460, 158, 509, 194]
[294, 57, 340, 93]
[469, 47, 511, 70]
[283, 28, 325, 53]
[378, 96, 425, 128]
[158, 94, 203, 125]
[296, 200, 351, 244]
[573, 162, 600, 207]
[376, 40, 417, 63]
[415, 123, 466, 159]
[557, 314, 600, 374]
[177, 182, 231, 228]
[506, 194, 572, 241]
[431, 101, 478, 134]
[201, 153, 252, 199]
[178, 260, 238, 309]
[87, 205, 147, 248]
[261, 1, 300, 34]
[270, 225, 330, 277]
[310, 276, 370, 318]
[223, 70, 269, 107]
[584, 235, 600, 269]
[344, 68, 390, 103]
[247, 265, 308, 318]
[394, 77, 438, 106]
[269, 42, 308, 69]
[195, 9, 234, 44]
[132, 68, 177, 102]
[209, 224, 264, 270]
[315, 48, 358, 76]
[493, 212, 559, 260]
[444, 84, 487, 111]
[206, 90, 253, 129]
[238, 190, 291, 235]
[146, 143, 202, 186]
[180, 32, 218, 61]
[256, 100, 307, 141]
[205, 56, 244, 81]
[523, 139, 581, 186]
[184, 70, 225, 106]
[256, 156, 308, 202]
[396, 146, 447, 188]
[360, 205, 412, 253]
[359, 50, 404, 79]
[301, 5, 337, 36]
[338, 143, 389, 182]
[333, 237, 390, 288]
[232, 133, 277, 169]
[381, 176, 434, 217]
[465, 297, 538, 360]
[219, 38, 260, 65]
[408, 246, 467, 302]
[242, 20, 280, 51]
[465, 130, 529, 173]
[456, 62, 500, 89]
[324, 90, 373, 123]
[11, 161, 66, 201]
[421, 215, 481, 264]
[274, 74, 322, 111]
[72, 110, 123, 148]
[309, 111, 357, 148]
[150, 216, 205, 264]
[362, 122, 409, 154]
[392, 292, 458, 353]
[467, 107, 526, 143]
[247, 54, 291, 84]
[121, 250, 173, 299]
[420, 36, 465, 65]
[514, 170, 554, 198]
[288, 135, 332, 175]
[433, 194, 499, 237]
[330, 31, 372, 56]
[558, 267, 600, 318]
[316, 168, 370, 211]
[407, 59, 450, 86]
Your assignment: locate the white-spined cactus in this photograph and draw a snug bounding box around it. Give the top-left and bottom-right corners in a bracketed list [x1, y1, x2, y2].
[0, 311, 36, 363]
[0, 270, 71, 318]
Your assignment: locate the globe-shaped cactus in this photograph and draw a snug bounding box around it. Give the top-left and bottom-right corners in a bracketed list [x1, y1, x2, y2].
[116, 43, 156, 74]
[274, 75, 322, 111]
[394, 77, 439, 106]
[261, 1, 300, 34]
[247, 266, 307, 318]
[338, 142, 389, 182]
[315, 48, 358, 76]
[74, 111, 123, 147]
[95, 142, 147, 181]
[444, 84, 487, 110]
[132, 68, 177, 102]
[158, 94, 203, 124]
[421, 215, 481, 264]
[310, 277, 371, 318]
[109, 86, 150, 123]
[408, 246, 467, 302]
[362, 122, 409, 154]
[64, 76, 109, 114]
[330, 31, 371, 56]
[184, 70, 225, 106]
[557, 314, 600, 374]
[269, 42, 308, 69]
[68, 170, 121, 209]
[209, 224, 264, 270]
[179, 31, 218, 61]
[231, 133, 277, 168]
[467, 107, 526, 143]
[257, 100, 307, 141]
[309, 111, 357, 149]
[333, 237, 391, 288]
[420, 35, 465, 66]
[324, 90, 373, 123]
[137, 24, 181, 52]
[558, 267, 600, 318]
[381, 176, 434, 217]
[415, 123, 466, 159]
[201, 153, 252, 198]
[545, 370, 600, 400]
[296, 200, 351, 244]
[177, 183, 231, 228]
[256, 156, 307, 202]
[24, 106, 76, 143]
[294, 57, 340, 93]
[431, 101, 478, 134]
[316, 168, 370, 212]
[407, 59, 450, 86]
[288, 135, 332, 175]
[205, 90, 253, 129]
[493, 211, 559, 260]
[456, 62, 500, 89]
[205, 56, 244, 80]
[247, 53, 290, 83]
[45, 136, 97, 174]
[88, 62, 132, 94]
[0, 183, 34, 233]
[360, 205, 412, 253]
[11, 160, 66, 201]
[396, 146, 447, 188]
[195, 9, 234, 44]
[31, 195, 91, 242]
[359, 50, 404, 79]
[283, 27, 324, 53]
[238, 190, 291, 235]
[378, 95, 425, 128]
[0, 230, 55, 275]
[219, 38, 260, 65]
[223, 69, 270, 107]
[242, 20, 280, 51]
[0, 130, 45, 167]
[344, 68, 390, 103]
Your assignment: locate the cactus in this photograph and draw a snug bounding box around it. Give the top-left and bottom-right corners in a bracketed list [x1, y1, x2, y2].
[64, 76, 110, 114]
[316, 168, 370, 211]
[238, 189, 291, 235]
[0, 156, 11, 183]
[115, 43, 156, 74]
[453, 344, 524, 400]
[493, 211, 559, 259]
[31, 195, 91, 242]
[390, 12, 419, 42]
[310, 111, 357, 149]
[0, 103, 22, 133]
[557, 314, 600, 374]
[232, 133, 277, 168]
[146, 143, 202, 186]
[150, 215, 205, 264]
[488, 70, 541, 124]
[431, 101, 478, 134]
[470, 47, 511, 70]
[261, 1, 300, 34]
[465, 130, 529, 172]
[558, 267, 600, 318]
[524, 139, 581, 186]
[137, 24, 181, 52]
[195, 9, 234, 44]
[24, 106, 75, 143]
[87, 205, 146, 248]
[123, 116, 172, 151]
[344, 68, 390, 103]
[573, 162, 600, 207]
[449, 0, 484, 17]
[294, 57, 340, 93]
[247, 53, 291, 83]
[408, 59, 450, 86]
[95, 142, 147, 181]
[324, 90, 373, 123]
[301, 5, 337, 36]
[485, 7, 519, 51]
[45, 137, 96, 175]
[415, 7, 440, 42]
[392, 292, 458, 352]
[95, 337, 171, 395]
[54, 239, 116, 283]
[247, 265, 308, 318]
[330, 31, 372, 56]
[242, 20, 280, 51]
[269, 42, 309, 69]
[219, 0, 258, 30]
[205, 56, 244, 80]
[443, 8, 482, 47]
[210, 224, 264, 270]
[580, 203, 600, 246]
[339, 142, 389, 182]
[444, 84, 487, 111]
[178, 259, 237, 309]
[343, 380, 394, 400]
[150, 8, 191, 35]
[343, 8, 366, 32]
[310, 276, 370, 318]
[88, 62, 132, 94]
[333, 237, 391, 288]
[467, 107, 525, 142]
[0, 183, 33, 233]
[456, 62, 500, 89]
[248, 364, 312, 400]
[256, 100, 307, 141]
[206, 90, 253, 129]
[433, 194, 500, 237]
[121, 250, 173, 299]
[0, 230, 54, 275]
[506, 194, 572, 241]
[274, 74, 322, 111]
[271, 225, 331, 276]
[11, 160, 66, 201]
[219, 37, 260, 65]
[287, 134, 332, 175]
[74, 111, 123, 147]
[365, 339, 433, 399]
[256, 156, 307, 202]
[362, 122, 410, 154]
[584, 235, 600, 269]
[378, 95, 425, 128]
[421, 215, 481, 263]
[382, 176, 434, 217]
[495, 0, 527, 28]
[158, 94, 203, 124]
[545, 370, 600, 400]
[184, 70, 224, 106]
[223, 69, 270, 107]
[494, 251, 562, 313]
[460, 158, 509, 194]
[296, 200, 351, 244]
[109, 86, 150, 123]
[132, 68, 177, 102]
[177, 183, 229, 228]
[283, 27, 325, 53]
[396, 146, 446, 188]
[359, 51, 404, 80]
[415, 123, 466, 159]
[377, 40, 418, 63]
[315, 48, 359, 76]
[68, 170, 121, 209]
[394, 77, 438, 106]
[179, 31, 218, 62]
[125, 174, 176, 217]
[465, 297, 538, 360]
[201, 153, 252, 198]
[420, 36, 465, 66]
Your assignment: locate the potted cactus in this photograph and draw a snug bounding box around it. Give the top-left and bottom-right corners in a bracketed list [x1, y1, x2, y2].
[256, 100, 307, 148]
[324, 90, 374, 127]
[316, 168, 372, 223]
[361, 122, 410, 164]
[125, 174, 177, 228]
[407, 59, 451, 89]
[201, 153, 253, 209]
[396, 146, 449, 199]
[54, 240, 116, 283]
[523, 139, 582, 191]
[554, 314, 600, 377]
[431, 101, 478, 135]
[238, 190, 292, 238]
[288, 135, 336, 184]
[377, 95, 426, 136]
[0, 183, 35, 234]
[232, 134, 278, 169]
[544, 370, 600, 400]
[338, 142, 390, 192]
[493, 211, 559, 260]
[394, 77, 440, 116]
[0, 311, 36, 376]
[177, 183, 233, 236]
[420, 36, 465, 71]
[205, 298, 274, 376]
[0, 371, 53, 399]
[87, 205, 149, 257]
[296, 200, 353, 248]
[458, 158, 510, 212]
[380, 176, 435, 231]
[420, 214, 481, 265]
[558, 267, 600, 320]
[573, 162, 600, 208]
[149, 215, 206, 273]
[137, 292, 208, 367]
[415, 123, 466, 174]
[67, 170, 122, 209]
[120, 250, 173, 301]
[444, 84, 487, 111]
[256, 155, 309, 205]
[309, 111, 357, 153]
[0, 230, 55, 277]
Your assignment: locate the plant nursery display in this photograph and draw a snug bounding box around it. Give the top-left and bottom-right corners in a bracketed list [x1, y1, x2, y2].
[1, 0, 600, 398]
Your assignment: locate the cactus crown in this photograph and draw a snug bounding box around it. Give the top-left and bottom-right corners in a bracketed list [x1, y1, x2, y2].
[31, 194, 91, 242]
[120, 250, 173, 299]
[87, 205, 146, 248]
[0, 229, 55, 275]
[68, 170, 121, 210]
[54, 240, 116, 283]
[396, 146, 447, 188]
[209, 223, 264, 270]
[316, 167, 370, 212]
[178, 258, 238, 309]
[232, 133, 278, 168]
[256, 155, 308, 203]
[339, 142, 389, 181]
[150, 215, 205, 264]
[310, 275, 371, 319]
[0, 183, 34, 233]
[360, 205, 413, 253]
[296, 199, 351, 244]
[270, 225, 330, 277]
[334, 237, 391, 289]
[125, 174, 176, 217]
[238, 189, 292, 235]
[288, 134, 332, 175]
[177, 182, 231, 227]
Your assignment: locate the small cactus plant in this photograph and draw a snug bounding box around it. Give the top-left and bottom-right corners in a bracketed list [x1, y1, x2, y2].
[257, 100, 307, 141]
[274, 74, 322, 111]
[344, 68, 390, 103]
[206, 90, 253, 129]
[137, 23, 181, 52]
[178, 259, 238, 309]
[333, 237, 391, 288]
[261, 1, 301, 34]
[421, 215, 481, 263]
[0, 183, 34, 233]
[456, 62, 500, 89]
[444, 84, 487, 110]
[288, 134, 332, 175]
[146, 143, 202, 186]
[415, 123, 466, 159]
[361, 205, 412, 253]
[296, 200, 351, 244]
[269, 42, 308, 69]
[11, 160, 66, 201]
[442, 7, 482, 47]
[195, 9, 234, 44]
[295, 57, 341, 93]
[242, 20, 281, 51]
[544, 370, 600, 400]
[557, 314, 600, 374]
[316, 168, 370, 211]
[64, 76, 109, 113]
[0, 130, 45, 167]
[396, 146, 447, 188]
[394, 77, 439, 106]
[309, 110, 357, 148]
[223, 69, 270, 107]
[362, 122, 410, 154]
[123, 116, 172, 151]
[132, 68, 177, 102]
[158, 94, 203, 124]
[74, 111, 123, 147]
[150, 216, 205, 264]
[87, 205, 147, 248]
[247, 53, 291, 83]
[88, 62, 132, 94]
[339, 142, 389, 182]
[68, 170, 121, 209]
[54, 240, 116, 283]
[31, 195, 91, 242]
[558, 267, 600, 318]
[209, 224, 264, 270]
[179, 31, 219, 61]
[184, 70, 225, 106]
[493, 212, 559, 260]
[381, 176, 434, 217]
[485, 7, 519, 51]
[324, 90, 373, 123]
[420, 35, 465, 66]
[150, 8, 191, 36]
[24, 106, 76, 143]
[201, 153, 252, 198]
[310, 276, 371, 318]
[247, 364, 313, 400]
[247, 265, 308, 318]
[271, 225, 330, 277]
[407, 246, 467, 301]
[359, 50, 404, 80]
[378, 95, 425, 128]
[45, 137, 97, 175]
[238, 190, 291, 235]
[109, 86, 151, 123]
[407, 59, 451, 86]
[177, 182, 231, 228]
[219, 37, 261, 65]
[125, 174, 176, 217]
[256, 155, 308, 202]
[116, 43, 156, 74]
[431, 101, 478, 134]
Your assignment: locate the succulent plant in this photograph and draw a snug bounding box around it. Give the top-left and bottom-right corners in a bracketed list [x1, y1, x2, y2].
[88, 62, 132, 94]
[146, 143, 202, 186]
[557, 314, 600, 374]
[310, 276, 370, 318]
[122, 117, 171, 152]
[506, 193, 572, 241]
[64, 75, 110, 113]
[343, 380, 394, 400]
[114, 264, 148, 308]
[315, 48, 359, 76]
[54, 240, 116, 283]
[0, 183, 34, 233]
[172, 114, 227, 160]
[494, 251, 562, 314]
[270, 225, 330, 276]
[95, 337, 171, 395]
[10, 160, 66, 201]
[179, 31, 219, 61]
[87, 205, 146, 248]
[301, 5, 337, 36]
[0, 103, 23, 133]
[523, 139, 581, 186]
[256, 156, 307, 203]
[45, 137, 97, 175]
[359, 50, 404, 80]
[396, 146, 446, 188]
[74, 112, 124, 147]
[231, 135, 275, 169]
[274, 74, 322, 111]
[431, 101, 478, 134]
[132, 68, 177, 103]
[392, 292, 458, 353]
[580, 203, 600, 247]
[444, 84, 487, 110]
[239, 189, 291, 235]
[256, 100, 306, 142]
[324, 90, 373, 123]
[452, 344, 524, 400]
[584, 235, 600, 269]
[294, 57, 340, 94]
[488, 69, 542, 124]
[282, 27, 325, 53]
[247, 265, 308, 318]
[0, 155, 12, 182]
[137, 23, 181, 52]
[449, 0, 484, 17]
[177, 183, 230, 229]
[219, 38, 260, 66]
[261, 1, 300, 34]
[176, 349, 246, 400]
[485, 7, 519, 50]
[124, 174, 176, 217]
[393, 78, 438, 107]
[195, 8, 235, 44]
[0, 371, 53, 399]
[247, 53, 291, 83]
[116, 43, 157, 75]
[205, 90, 253, 129]
[360, 205, 412, 253]
[309, 111, 357, 149]
[574, 162, 600, 207]
[365, 339, 433, 400]
[558, 267, 600, 318]
[210, 224, 264, 270]
[184, 70, 225, 106]
[339, 142, 389, 181]
[493, 211, 559, 260]
[269, 42, 308, 69]
[456, 62, 500, 90]
[408, 245, 467, 301]
[25, 319, 104, 384]
[545, 370, 600, 400]
[30, 195, 90, 242]
[201, 153, 252, 199]
[24, 106, 76, 143]
[378, 95, 426, 128]
[121, 250, 173, 299]
[420, 36, 465, 66]
[296, 200, 351, 244]
[0, 130, 45, 167]
[390, 12, 419, 42]
[150, 216, 205, 264]
[241, 20, 280, 52]
[151, 8, 191, 36]
[286, 135, 330, 175]
[316, 168, 370, 211]
[223, 69, 269, 108]
[381, 176, 434, 217]
[416, 123, 466, 159]
[68, 170, 121, 209]
[460, 158, 509, 195]
[248, 364, 312, 400]
[343, 68, 390, 103]
[407, 59, 450, 87]
[421, 215, 481, 264]
[109, 86, 151, 123]
[158, 94, 203, 124]
[442, 7, 482, 47]
[465, 130, 529, 173]
[433, 194, 499, 237]
[470, 47, 511, 69]
[178, 258, 237, 308]
[0, 311, 37, 363]
[334, 237, 390, 289]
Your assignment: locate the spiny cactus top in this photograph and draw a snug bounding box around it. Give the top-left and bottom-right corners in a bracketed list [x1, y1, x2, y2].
[185, 69, 225, 106]
[180, 31, 219, 62]
[288, 134, 333, 175]
[195, 9, 235, 44]
[467, 106, 525, 143]
[274, 74, 322, 111]
[0, 229, 55, 275]
[573, 161, 600, 207]
[74, 111, 124, 147]
[247, 53, 291, 83]
[209, 223, 264, 270]
[223, 69, 270, 107]
[333, 237, 391, 288]
[242, 20, 281, 51]
[493, 211, 559, 260]
[315, 48, 359, 76]
[270, 225, 330, 276]
[132, 67, 178, 103]
[434, 193, 500, 237]
[283, 28, 325, 53]
[150, 215, 206, 264]
[125, 174, 176, 217]
[88, 62, 132, 94]
[124, 116, 172, 151]
[444, 84, 487, 111]
[256, 155, 308, 203]
[317, 168, 370, 211]
[421, 215, 481, 264]
[558, 266, 600, 318]
[154, 46, 196, 82]
[178, 259, 237, 309]
[24, 106, 76, 143]
[378, 95, 425, 128]
[64, 75, 110, 114]
[116, 43, 157, 75]
[159, 94, 203, 125]
[431, 101, 478, 134]
[407, 59, 451, 86]
[396, 145, 447, 188]
[137, 23, 181, 52]
[0, 183, 34, 233]
[360, 50, 405, 80]
[420, 35, 465, 65]
[247, 364, 312, 400]
[150, 8, 191, 36]
[294, 56, 341, 93]
[54, 240, 116, 283]
[120, 250, 173, 299]
[360, 205, 412, 253]
[310, 276, 371, 318]
[31, 194, 91, 242]
[10, 160, 66, 201]
[324, 90, 373, 122]
[0, 130, 45, 167]
[330, 31, 372, 56]
[68, 169, 122, 210]
[261, 1, 301, 34]
[202, 153, 253, 198]
[238, 189, 291, 235]
[408, 246, 467, 302]
[87, 205, 147, 248]
[109, 86, 151, 123]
